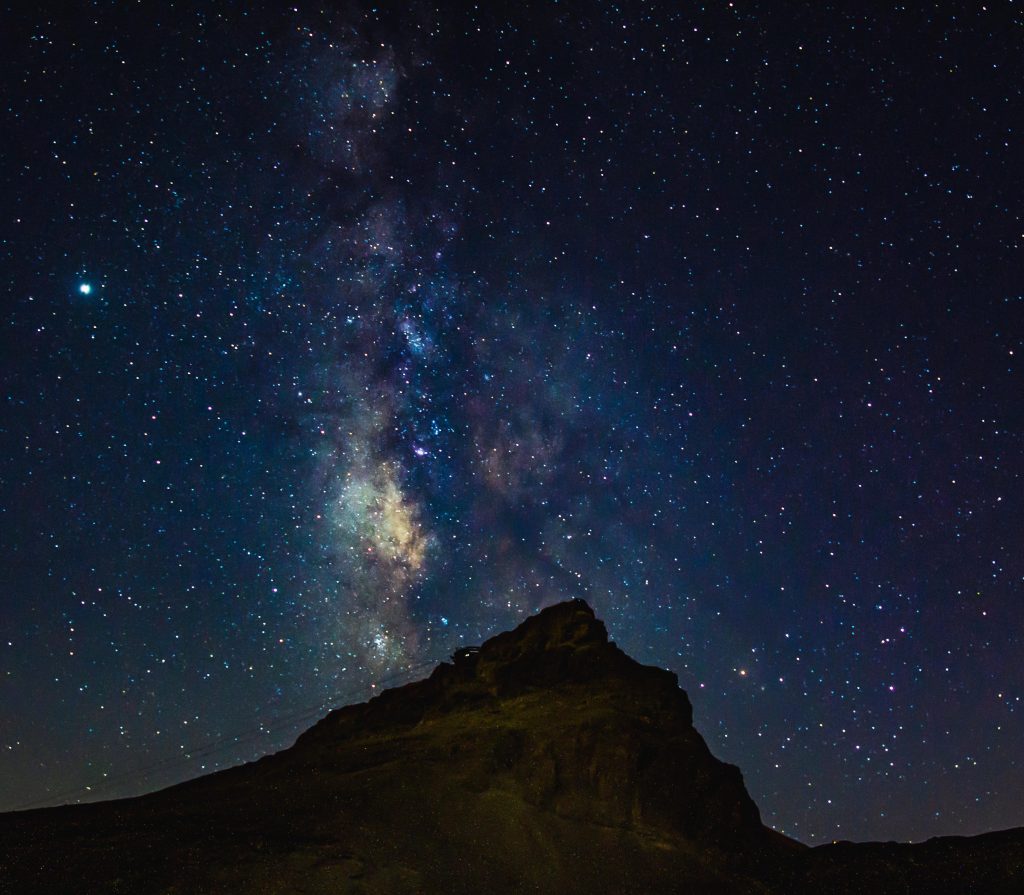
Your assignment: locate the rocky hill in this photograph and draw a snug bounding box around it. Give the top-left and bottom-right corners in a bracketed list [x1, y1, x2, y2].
[1, 599, 1021, 893]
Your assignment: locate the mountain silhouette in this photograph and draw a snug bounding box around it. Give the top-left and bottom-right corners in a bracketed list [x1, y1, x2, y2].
[1, 599, 1021, 893]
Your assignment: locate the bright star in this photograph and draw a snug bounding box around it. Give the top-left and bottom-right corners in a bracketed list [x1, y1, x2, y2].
[78, 283, 92, 295]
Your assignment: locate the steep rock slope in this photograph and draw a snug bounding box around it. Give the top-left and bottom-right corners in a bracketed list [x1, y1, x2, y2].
[0, 600, 780, 893]
[2, 599, 1022, 894]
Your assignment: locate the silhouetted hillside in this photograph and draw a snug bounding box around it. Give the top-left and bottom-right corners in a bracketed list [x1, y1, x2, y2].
[1, 600, 1021, 893]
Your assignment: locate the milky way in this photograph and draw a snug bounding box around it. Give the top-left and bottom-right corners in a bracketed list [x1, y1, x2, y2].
[2, 3, 1022, 845]
[278, 22, 622, 675]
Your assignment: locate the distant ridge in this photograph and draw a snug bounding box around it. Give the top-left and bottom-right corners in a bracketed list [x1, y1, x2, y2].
[1, 599, 1022, 893]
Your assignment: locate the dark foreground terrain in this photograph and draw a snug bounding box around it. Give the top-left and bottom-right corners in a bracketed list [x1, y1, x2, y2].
[2, 600, 1022, 893]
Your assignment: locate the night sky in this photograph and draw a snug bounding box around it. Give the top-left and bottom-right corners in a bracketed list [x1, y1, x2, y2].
[2, 2, 1022, 845]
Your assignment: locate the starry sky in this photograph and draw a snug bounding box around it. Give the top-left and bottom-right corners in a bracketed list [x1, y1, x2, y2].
[1, 1, 1022, 845]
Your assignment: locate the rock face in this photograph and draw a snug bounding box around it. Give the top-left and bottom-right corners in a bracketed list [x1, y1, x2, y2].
[1, 599, 1022, 894]
[292, 598, 768, 850]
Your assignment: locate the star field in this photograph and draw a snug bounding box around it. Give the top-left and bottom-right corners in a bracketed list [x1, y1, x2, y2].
[1, 2, 1022, 845]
